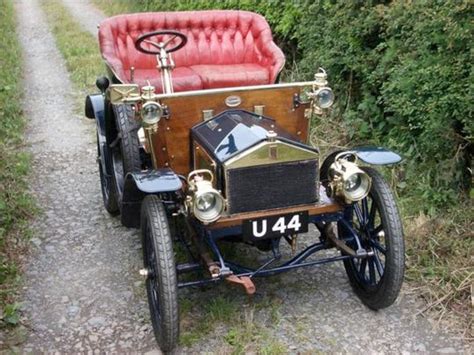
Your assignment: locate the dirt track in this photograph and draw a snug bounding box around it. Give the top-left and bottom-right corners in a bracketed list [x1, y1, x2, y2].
[14, 0, 468, 353]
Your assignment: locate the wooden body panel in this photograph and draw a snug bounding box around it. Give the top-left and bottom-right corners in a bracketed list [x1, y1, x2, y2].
[209, 188, 342, 229]
[150, 86, 311, 175]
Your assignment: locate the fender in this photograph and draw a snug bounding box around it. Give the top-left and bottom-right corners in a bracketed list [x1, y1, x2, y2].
[121, 169, 183, 228]
[352, 146, 402, 165]
[320, 146, 401, 182]
[86, 94, 110, 181]
[85, 94, 106, 135]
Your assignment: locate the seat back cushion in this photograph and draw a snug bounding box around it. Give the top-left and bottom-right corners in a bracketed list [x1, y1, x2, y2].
[99, 10, 285, 87]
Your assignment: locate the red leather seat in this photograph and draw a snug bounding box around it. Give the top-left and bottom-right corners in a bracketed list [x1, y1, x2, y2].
[98, 11, 285, 93]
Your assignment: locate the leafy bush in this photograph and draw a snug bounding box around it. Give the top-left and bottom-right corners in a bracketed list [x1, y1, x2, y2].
[104, 0, 472, 213]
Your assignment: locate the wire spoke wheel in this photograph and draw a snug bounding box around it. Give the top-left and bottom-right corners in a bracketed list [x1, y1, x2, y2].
[350, 196, 386, 286]
[340, 167, 405, 310]
[111, 143, 125, 202]
[141, 195, 179, 352]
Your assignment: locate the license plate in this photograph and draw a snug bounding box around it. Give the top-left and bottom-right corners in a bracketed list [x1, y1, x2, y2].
[242, 211, 309, 240]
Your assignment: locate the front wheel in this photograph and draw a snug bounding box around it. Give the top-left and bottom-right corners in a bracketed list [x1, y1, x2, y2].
[340, 167, 405, 310]
[141, 195, 179, 352]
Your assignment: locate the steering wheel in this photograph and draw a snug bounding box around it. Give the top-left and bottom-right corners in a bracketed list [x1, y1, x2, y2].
[135, 30, 188, 55]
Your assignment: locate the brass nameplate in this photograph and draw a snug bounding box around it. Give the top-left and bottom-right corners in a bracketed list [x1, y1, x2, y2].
[108, 84, 140, 104]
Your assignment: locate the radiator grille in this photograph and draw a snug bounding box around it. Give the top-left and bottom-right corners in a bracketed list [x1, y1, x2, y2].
[225, 159, 318, 214]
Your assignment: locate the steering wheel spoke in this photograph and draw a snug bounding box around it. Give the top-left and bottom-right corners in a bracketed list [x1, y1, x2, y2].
[143, 39, 163, 51]
[135, 30, 187, 55]
[163, 34, 178, 48]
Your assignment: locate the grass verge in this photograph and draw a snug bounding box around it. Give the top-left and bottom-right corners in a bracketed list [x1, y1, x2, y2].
[405, 207, 473, 339]
[41, 0, 104, 108]
[93, 0, 144, 15]
[179, 293, 286, 353]
[0, 0, 37, 337]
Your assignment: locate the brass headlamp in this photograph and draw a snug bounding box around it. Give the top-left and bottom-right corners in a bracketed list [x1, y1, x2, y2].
[141, 85, 162, 129]
[309, 68, 335, 112]
[328, 152, 371, 204]
[141, 101, 162, 126]
[186, 169, 225, 223]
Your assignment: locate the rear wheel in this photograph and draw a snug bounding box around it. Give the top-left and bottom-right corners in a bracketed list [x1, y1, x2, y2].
[110, 104, 141, 205]
[97, 132, 119, 215]
[340, 167, 405, 310]
[141, 195, 179, 352]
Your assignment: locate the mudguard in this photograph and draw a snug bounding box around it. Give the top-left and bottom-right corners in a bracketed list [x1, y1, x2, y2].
[121, 169, 183, 228]
[353, 146, 402, 165]
[85, 94, 106, 135]
[86, 94, 112, 188]
[320, 146, 401, 182]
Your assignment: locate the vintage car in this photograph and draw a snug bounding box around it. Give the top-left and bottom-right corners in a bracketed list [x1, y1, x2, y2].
[85, 10, 405, 352]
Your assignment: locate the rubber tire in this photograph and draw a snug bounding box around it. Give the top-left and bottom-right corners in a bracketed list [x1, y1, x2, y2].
[113, 104, 141, 174]
[97, 132, 119, 215]
[110, 104, 141, 207]
[343, 167, 405, 310]
[141, 195, 179, 353]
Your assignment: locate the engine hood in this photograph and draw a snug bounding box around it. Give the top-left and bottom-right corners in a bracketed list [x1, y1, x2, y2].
[191, 110, 310, 164]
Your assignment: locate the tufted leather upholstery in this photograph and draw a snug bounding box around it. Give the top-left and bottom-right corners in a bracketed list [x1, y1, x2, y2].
[99, 11, 285, 92]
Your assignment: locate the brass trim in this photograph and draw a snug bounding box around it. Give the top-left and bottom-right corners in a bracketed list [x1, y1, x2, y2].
[193, 142, 217, 181]
[153, 81, 318, 100]
[202, 109, 214, 121]
[145, 128, 158, 167]
[224, 140, 318, 169]
[108, 84, 140, 104]
[254, 105, 265, 115]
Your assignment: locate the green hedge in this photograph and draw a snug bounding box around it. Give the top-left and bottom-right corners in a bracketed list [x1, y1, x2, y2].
[111, 0, 472, 213]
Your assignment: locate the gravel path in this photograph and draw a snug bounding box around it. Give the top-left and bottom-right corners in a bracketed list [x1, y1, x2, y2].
[16, 0, 155, 352]
[15, 0, 468, 353]
[62, 0, 105, 36]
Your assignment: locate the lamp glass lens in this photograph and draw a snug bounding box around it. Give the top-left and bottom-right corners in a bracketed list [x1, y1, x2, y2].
[196, 193, 216, 212]
[143, 103, 160, 123]
[344, 174, 362, 192]
[318, 88, 334, 108]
